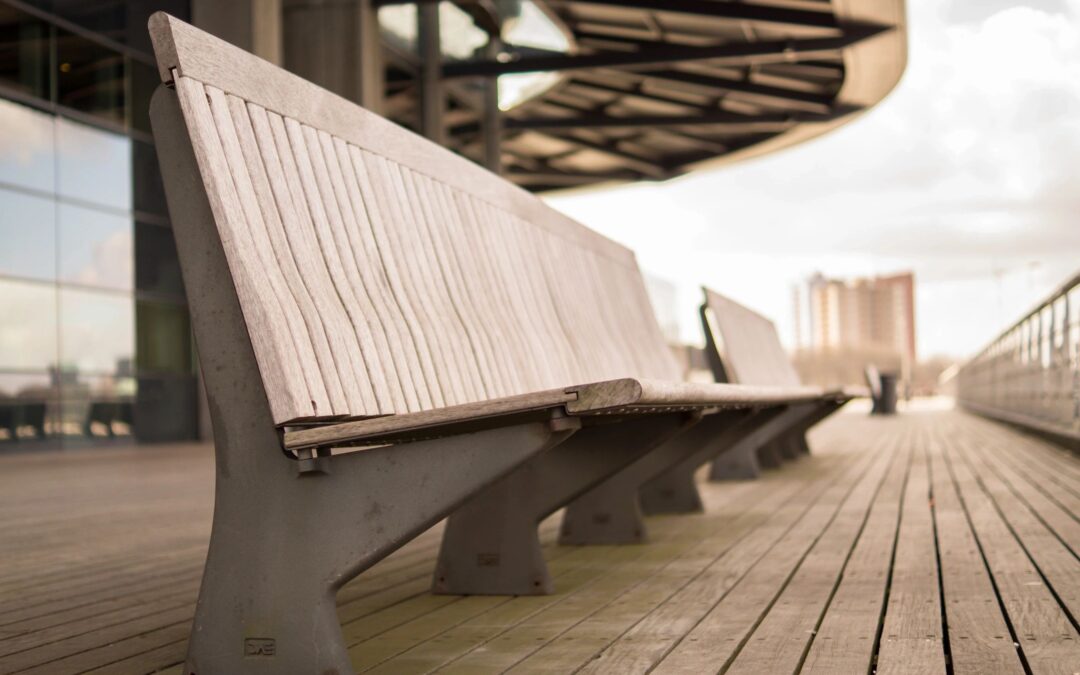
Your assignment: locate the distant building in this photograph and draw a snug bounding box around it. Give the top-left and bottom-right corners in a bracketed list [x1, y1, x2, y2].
[793, 271, 916, 388]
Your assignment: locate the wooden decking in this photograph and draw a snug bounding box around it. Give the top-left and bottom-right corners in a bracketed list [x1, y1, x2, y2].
[2, 404, 1079, 674]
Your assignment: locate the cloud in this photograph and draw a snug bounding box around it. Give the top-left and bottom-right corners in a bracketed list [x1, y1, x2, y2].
[547, 0, 1080, 359]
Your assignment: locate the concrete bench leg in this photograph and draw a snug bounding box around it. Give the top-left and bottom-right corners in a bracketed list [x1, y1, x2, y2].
[712, 400, 840, 481]
[563, 410, 758, 530]
[186, 418, 570, 675]
[433, 414, 690, 596]
[756, 439, 784, 468]
[638, 467, 703, 514]
[794, 433, 812, 454]
[708, 440, 762, 480]
[777, 434, 802, 460]
[708, 403, 824, 481]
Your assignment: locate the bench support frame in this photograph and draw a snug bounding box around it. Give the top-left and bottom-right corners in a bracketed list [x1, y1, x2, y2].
[434, 414, 691, 595]
[153, 86, 577, 674]
[708, 400, 840, 481]
[633, 409, 764, 514]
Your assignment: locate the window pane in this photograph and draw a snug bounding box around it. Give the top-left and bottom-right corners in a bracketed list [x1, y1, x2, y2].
[55, 28, 125, 125]
[135, 222, 183, 296]
[58, 203, 132, 291]
[136, 300, 191, 374]
[0, 372, 56, 442]
[56, 112, 131, 210]
[0, 98, 55, 193]
[0, 6, 51, 100]
[0, 187, 56, 281]
[57, 372, 135, 439]
[0, 278, 57, 371]
[58, 287, 133, 375]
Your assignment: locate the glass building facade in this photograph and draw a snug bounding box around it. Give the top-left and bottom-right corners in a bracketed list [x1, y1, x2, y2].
[0, 0, 197, 447]
[0, 0, 571, 448]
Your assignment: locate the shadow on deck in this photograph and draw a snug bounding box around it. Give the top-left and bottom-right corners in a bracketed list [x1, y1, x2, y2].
[1, 402, 1078, 674]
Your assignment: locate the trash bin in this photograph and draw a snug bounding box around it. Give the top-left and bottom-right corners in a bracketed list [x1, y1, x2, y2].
[872, 373, 898, 415]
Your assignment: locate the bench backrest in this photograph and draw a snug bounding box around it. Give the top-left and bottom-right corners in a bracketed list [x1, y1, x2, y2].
[701, 288, 802, 387]
[149, 15, 679, 425]
[864, 364, 883, 400]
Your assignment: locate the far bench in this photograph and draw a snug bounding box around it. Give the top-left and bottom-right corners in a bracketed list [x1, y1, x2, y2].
[0, 401, 46, 440]
[149, 15, 828, 674]
[697, 289, 863, 477]
[637, 289, 859, 514]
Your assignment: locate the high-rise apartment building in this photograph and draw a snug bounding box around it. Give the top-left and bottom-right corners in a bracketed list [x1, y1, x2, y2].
[795, 271, 916, 372]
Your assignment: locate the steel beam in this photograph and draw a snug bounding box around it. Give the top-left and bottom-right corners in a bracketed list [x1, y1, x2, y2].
[504, 110, 810, 131]
[443, 28, 888, 79]
[535, 130, 667, 178]
[642, 69, 836, 113]
[380, 0, 839, 31]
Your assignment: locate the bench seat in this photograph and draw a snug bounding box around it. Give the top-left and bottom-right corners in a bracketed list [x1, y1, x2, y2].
[284, 378, 827, 449]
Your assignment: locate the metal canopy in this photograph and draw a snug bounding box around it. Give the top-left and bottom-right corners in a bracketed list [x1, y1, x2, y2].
[377, 0, 907, 192]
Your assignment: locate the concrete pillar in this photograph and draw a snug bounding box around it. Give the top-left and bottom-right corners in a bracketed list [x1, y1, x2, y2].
[192, 0, 282, 65]
[482, 40, 502, 173]
[418, 1, 444, 143]
[282, 0, 384, 112]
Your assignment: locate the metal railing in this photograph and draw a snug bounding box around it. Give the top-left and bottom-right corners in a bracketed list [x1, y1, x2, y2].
[956, 271, 1080, 444]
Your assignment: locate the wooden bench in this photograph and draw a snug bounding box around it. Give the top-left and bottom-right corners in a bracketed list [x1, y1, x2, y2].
[694, 288, 862, 479]
[148, 14, 824, 673]
[0, 401, 46, 440]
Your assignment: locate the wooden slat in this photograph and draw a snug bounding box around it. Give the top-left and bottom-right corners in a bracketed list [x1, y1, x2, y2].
[874, 439, 948, 674]
[172, 75, 318, 422]
[926, 428, 1025, 674]
[366, 480, 767, 673]
[723, 440, 897, 671]
[8, 409, 1080, 674]
[440, 450, 859, 673]
[150, 13, 639, 266]
[229, 95, 377, 414]
[944, 426, 1080, 672]
[521, 445, 854, 673]
[651, 427, 891, 673]
[801, 431, 912, 673]
[954, 430, 1080, 622]
[152, 14, 705, 426]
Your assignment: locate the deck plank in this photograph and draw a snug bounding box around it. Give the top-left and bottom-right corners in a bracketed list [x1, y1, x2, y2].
[649, 432, 888, 673]
[794, 430, 912, 674]
[874, 437, 948, 675]
[515, 453, 853, 674]
[943, 423, 1080, 675]
[3, 407, 1080, 674]
[362, 477, 768, 674]
[720, 433, 901, 674]
[927, 427, 1025, 674]
[954, 434, 1080, 625]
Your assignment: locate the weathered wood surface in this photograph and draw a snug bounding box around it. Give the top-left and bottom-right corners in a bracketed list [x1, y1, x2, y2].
[702, 288, 803, 387]
[3, 404, 1080, 674]
[152, 12, 683, 426]
[283, 379, 827, 450]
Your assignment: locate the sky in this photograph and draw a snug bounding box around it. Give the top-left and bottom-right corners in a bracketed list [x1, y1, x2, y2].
[544, 0, 1080, 361]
